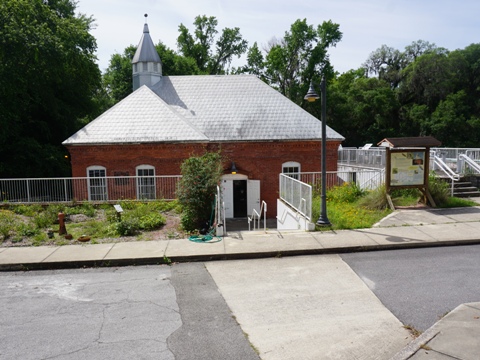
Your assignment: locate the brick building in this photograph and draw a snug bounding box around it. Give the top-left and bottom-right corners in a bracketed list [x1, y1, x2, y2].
[63, 20, 344, 218]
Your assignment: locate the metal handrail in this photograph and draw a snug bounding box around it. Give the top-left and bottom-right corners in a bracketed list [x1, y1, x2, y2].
[248, 200, 267, 232]
[431, 152, 460, 196]
[459, 154, 480, 175]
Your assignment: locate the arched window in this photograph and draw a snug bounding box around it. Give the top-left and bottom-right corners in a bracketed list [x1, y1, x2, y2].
[87, 166, 107, 201]
[136, 165, 156, 200]
[282, 161, 301, 180]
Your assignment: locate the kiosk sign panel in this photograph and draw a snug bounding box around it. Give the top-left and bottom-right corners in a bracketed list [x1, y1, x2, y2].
[390, 151, 425, 186]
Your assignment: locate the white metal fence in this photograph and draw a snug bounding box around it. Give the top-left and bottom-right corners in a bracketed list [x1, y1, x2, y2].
[339, 147, 480, 176]
[0, 176, 181, 203]
[297, 169, 385, 192]
[338, 147, 386, 168]
[279, 169, 385, 221]
[279, 173, 312, 221]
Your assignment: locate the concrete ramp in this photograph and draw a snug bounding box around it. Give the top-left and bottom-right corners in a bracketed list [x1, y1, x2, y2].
[207, 255, 411, 360]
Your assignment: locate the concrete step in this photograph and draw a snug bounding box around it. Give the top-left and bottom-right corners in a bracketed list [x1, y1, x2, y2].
[454, 191, 480, 198]
[452, 180, 480, 197]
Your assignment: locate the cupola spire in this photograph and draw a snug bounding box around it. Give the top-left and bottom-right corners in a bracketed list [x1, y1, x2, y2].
[132, 14, 162, 91]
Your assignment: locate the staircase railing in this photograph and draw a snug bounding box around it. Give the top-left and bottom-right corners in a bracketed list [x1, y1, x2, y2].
[459, 154, 480, 175]
[248, 200, 267, 232]
[431, 151, 460, 196]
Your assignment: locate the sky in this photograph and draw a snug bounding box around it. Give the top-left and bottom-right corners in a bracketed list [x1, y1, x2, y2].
[76, 0, 480, 74]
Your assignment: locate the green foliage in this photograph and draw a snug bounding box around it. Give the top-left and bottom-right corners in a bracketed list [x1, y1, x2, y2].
[12, 204, 43, 217]
[326, 183, 364, 203]
[390, 188, 422, 206]
[243, 19, 342, 106]
[33, 212, 53, 229]
[312, 185, 390, 230]
[328, 70, 401, 146]
[138, 213, 166, 231]
[15, 222, 39, 237]
[0, 0, 101, 177]
[65, 203, 96, 217]
[121, 203, 167, 231]
[428, 175, 450, 206]
[177, 152, 223, 231]
[357, 185, 389, 210]
[105, 202, 169, 236]
[440, 197, 478, 208]
[0, 202, 175, 244]
[102, 46, 137, 104]
[114, 218, 140, 236]
[0, 210, 15, 240]
[177, 15, 248, 74]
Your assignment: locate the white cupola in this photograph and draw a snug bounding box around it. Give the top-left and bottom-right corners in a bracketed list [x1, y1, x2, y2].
[132, 14, 162, 91]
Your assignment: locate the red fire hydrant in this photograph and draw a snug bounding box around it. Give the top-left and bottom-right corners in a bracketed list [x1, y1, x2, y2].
[58, 212, 67, 235]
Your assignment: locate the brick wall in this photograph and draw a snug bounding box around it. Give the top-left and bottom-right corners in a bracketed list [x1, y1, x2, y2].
[66, 140, 342, 217]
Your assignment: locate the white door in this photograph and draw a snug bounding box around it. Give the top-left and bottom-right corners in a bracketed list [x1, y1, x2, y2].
[222, 179, 234, 218]
[247, 180, 261, 216]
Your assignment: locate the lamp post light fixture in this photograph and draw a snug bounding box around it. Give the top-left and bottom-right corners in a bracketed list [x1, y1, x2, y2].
[304, 77, 331, 226]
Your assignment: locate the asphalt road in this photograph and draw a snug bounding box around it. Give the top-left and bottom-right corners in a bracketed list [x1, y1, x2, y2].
[341, 244, 480, 331]
[0, 264, 259, 360]
[3, 246, 478, 360]
[1, 266, 180, 360]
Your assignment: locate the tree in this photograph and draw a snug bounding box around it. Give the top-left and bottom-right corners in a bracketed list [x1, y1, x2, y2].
[363, 41, 443, 89]
[0, 0, 101, 177]
[103, 46, 137, 105]
[234, 42, 265, 79]
[328, 69, 400, 146]
[239, 19, 342, 106]
[177, 15, 248, 74]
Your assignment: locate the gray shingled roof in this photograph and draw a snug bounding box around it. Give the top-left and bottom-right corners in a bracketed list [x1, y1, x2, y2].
[63, 75, 344, 145]
[132, 23, 161, 64]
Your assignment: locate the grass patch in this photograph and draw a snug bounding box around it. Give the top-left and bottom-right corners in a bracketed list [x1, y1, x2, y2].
[311, 180, 477, 231]
[438, 197, 478, 208]
[313, 183, 391, 230]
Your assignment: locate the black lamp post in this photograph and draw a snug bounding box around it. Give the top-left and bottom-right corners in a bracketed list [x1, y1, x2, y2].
[304, 78, 331, 226]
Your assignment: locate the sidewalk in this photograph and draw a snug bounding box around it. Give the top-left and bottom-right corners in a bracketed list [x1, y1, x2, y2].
[1, 205, 480, 359]
[1, 206, 480, 271]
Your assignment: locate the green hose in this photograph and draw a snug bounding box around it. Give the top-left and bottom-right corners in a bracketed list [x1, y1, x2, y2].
[188, 196, 222, 243]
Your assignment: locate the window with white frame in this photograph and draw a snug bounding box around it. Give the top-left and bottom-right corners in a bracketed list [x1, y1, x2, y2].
[136, 165, 156, 200]
[282, 161, 301, 180]
[87, 166, 108, 201]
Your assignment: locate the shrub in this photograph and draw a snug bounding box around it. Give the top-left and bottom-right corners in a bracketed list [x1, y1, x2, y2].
[114, 218, 140, 236]
[15, 222, 39, 237]
[177, 152, 223, 231]
[326, 182, 364, 203]
[428, 175, 449, 206]
[12, 204, 43, 217]
[358, 184, 389, 210]
[138, 213, 166, 231]
[0, 210, 15, 240]
[66, 203, 96, 217]
[33, 212, 53, 229]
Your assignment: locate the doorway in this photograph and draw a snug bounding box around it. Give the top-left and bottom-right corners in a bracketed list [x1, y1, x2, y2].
[221, 175, 260, 219]
[233, 180, 247, 217]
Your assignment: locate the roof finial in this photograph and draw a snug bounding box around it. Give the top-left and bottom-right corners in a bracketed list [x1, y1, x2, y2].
[144, 14, 148, 23]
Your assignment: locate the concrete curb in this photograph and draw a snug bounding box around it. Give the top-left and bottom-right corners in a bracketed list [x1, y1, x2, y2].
[2, 238, 480, 272]
[390, 302, 480, 359]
